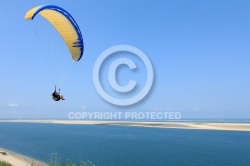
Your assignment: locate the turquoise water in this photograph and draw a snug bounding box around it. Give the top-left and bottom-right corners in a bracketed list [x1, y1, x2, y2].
[0, 122, 250, 165]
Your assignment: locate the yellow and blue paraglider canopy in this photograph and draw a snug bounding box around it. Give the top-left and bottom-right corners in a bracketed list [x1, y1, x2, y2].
[25, 5, 84, 62]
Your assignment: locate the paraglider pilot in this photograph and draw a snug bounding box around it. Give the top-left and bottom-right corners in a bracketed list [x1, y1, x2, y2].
[52, 86, 65, 101]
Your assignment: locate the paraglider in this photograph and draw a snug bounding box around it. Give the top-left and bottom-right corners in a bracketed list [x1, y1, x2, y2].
[52, 86, 65, 101]
[25, 5, 84, 101]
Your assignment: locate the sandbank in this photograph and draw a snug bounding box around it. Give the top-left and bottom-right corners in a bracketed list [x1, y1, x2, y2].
[0, 120, 250, 131]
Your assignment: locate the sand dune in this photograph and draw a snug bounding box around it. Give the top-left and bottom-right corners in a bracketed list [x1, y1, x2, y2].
[0, 148, 46, 166]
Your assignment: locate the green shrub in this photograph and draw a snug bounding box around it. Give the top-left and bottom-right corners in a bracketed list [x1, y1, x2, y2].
[49, 153, 95, 166]
[0, 161, 12, 166]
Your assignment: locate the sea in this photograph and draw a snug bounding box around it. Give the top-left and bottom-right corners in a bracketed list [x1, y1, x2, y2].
[0, 122, 250, 166]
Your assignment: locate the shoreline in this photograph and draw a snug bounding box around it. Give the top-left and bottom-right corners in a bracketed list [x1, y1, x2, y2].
[0, 120, 250, 131]
[0, 148, 46, 166]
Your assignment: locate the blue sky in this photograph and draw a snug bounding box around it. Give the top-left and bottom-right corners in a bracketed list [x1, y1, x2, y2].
[1, 0, 250, 119]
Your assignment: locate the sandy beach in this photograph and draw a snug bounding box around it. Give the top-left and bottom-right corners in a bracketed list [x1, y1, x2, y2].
[0, 148, 46, 166]
[0, 120, 250, 131]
